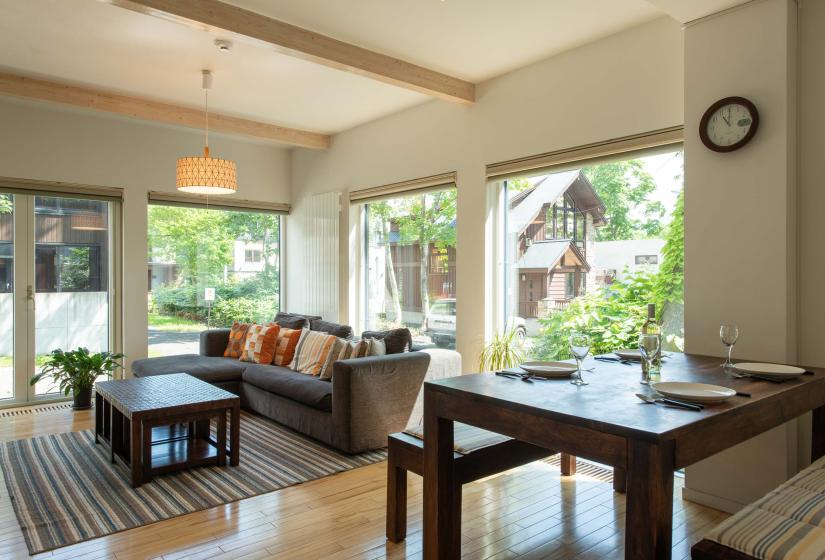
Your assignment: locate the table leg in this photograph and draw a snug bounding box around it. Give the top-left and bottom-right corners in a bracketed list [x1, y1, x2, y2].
[94, 393, 103, 444]
[142, 420, 153, 484]
[812, 405, 825, 462]
[613, 466, 627, 493]
[230, 402, 240, 466]
[386, 450, 407, 542]
[216, 410, 227, 466]
[625, 439, 674, 560]
[423, 388, 459, 559]
[130, 418, 142, 488]
[560, 452, 576, 476]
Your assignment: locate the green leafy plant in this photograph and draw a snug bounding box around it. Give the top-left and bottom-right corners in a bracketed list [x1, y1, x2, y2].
[479, 328, 525, 372]
[30, 347, 125, 396]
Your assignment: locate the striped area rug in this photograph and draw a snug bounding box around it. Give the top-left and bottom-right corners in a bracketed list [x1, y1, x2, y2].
[0, 411, 386, 555]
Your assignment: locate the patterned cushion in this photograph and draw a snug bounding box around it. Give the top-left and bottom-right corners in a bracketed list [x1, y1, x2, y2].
[368, 337, 387, 356]
[223, 321, 250, 358]
[704, 454, 825, 559]
[319, 339, 371, 380]
[240, 323, 280, 364]
[272, 327, 303, 366]
[291, 330, 339, 377]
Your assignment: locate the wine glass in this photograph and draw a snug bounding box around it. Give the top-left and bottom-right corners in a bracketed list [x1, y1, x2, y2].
[569, 332, 590, 386]
[639, 334, 660, 385]
[720, 324, 740, 370]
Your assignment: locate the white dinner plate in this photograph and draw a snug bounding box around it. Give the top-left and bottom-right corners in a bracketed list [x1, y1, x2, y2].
[615, 349, 642, 361]
[519, 361, 577, 378]
[651, 381, 736, 403]
[732, 362, 806, 379]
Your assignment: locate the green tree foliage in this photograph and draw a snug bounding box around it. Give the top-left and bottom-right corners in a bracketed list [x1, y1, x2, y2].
[654, 186, 684, 305]
[584, 160, 665, 241]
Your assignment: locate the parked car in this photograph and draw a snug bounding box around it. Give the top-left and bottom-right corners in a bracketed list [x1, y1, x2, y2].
[423, 298, 527, 348]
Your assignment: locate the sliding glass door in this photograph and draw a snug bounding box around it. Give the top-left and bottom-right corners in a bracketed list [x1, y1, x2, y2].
[0, 193, 118, 406]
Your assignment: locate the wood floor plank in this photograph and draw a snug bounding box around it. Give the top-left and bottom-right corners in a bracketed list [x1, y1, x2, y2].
[0, 406, 727, 560]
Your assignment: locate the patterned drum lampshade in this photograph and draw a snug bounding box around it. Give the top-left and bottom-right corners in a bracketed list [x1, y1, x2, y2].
[176, 146, 237, 195]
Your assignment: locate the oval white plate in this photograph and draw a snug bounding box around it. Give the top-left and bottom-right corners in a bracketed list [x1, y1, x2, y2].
[732, 362, 806, 379]
[520, 361, 577, 378]
[651, 381, 736, 403]
[615, 349, 642, 361]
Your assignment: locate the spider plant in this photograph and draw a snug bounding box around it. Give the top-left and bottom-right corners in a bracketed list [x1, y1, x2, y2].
[30, 347, 125, 409]
[478, 328, 525, 372]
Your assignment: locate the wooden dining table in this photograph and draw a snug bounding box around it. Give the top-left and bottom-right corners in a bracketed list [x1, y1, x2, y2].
[422, 353, 825, 559]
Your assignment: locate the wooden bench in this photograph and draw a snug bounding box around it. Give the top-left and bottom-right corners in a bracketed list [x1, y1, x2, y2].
[386, 423, 625, 542]
[692, 455, 825, 559]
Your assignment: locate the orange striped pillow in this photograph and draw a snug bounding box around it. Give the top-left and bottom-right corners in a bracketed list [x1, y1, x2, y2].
[290, 330, 339, 376]
[240, 323, 280, 364]
[223, 321, 251, 358]
[272, 327, 303, 366]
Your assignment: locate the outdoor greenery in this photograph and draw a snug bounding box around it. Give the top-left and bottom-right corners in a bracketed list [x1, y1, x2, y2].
[148, 206, 280, 328]
[532, 180, 685, 361]
[584, 160, 666, 241]
[368, 189, 457, 323]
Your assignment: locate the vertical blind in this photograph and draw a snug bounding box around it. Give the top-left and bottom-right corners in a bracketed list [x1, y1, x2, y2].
[304, 191, 340, 319]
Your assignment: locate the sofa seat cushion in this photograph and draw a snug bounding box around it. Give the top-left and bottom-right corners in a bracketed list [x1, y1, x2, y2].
[132, 354, 246, 384]
[242, 364, 333, 412]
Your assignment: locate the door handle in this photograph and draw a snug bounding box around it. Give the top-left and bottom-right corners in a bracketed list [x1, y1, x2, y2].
[27, 285, 35, 311]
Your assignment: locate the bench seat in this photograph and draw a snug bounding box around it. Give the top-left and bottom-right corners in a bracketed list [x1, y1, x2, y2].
[693, 455, 825, 559]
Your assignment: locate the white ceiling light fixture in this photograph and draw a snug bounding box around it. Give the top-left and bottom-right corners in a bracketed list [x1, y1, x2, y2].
[175, 69, 238, 195]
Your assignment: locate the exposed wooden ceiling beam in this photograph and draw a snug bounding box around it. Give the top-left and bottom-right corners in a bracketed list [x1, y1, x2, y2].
[106, 0, 476, 105]
[0, 72, 330, 149]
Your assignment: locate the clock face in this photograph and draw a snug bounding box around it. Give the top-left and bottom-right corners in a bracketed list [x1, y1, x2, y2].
[707, 103, 753, 147]
[700, 97, 759, 152]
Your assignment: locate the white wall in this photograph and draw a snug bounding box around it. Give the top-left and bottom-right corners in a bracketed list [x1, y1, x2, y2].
[594, 238, 665, 280]
[288, 17, 685, 368]
[0, 98, 291, 372]
[682, 0, 799, 512]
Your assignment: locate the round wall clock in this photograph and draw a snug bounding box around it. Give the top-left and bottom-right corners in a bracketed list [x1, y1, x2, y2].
[699, 96, 759, 152]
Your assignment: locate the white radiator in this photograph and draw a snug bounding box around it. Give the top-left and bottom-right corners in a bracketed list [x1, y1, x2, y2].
[303, 191, 340, 320]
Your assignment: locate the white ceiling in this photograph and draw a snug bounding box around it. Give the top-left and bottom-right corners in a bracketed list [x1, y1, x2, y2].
[644, 0, 753, 23]
[0, 0, 669, 139]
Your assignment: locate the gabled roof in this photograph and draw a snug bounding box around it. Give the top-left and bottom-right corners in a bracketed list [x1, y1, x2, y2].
[516, 239, 590, 272]
[508, 170, 606, 236]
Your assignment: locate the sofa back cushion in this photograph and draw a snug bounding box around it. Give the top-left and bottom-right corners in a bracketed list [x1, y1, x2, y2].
[240, 323, 280, 364]
[360, 328, 412, 354]
[274, 312, 321, 330]
[223, 321, 251, 358]
[310, 318, 353, 339]
[272, 327, 303, 366]
[291, 330, 340, 377]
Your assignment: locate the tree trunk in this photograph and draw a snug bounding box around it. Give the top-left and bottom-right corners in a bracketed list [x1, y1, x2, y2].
[383, 224, 403, 326]
[420, 240, 430, 321]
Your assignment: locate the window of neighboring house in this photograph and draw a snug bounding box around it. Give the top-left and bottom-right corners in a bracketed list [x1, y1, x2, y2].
[363, 186, 457, 350]
[245, 248, 263, 263]
[147, 204, 281, 357]
[498, 147, 684, 362]
[635, 255, 659, 265]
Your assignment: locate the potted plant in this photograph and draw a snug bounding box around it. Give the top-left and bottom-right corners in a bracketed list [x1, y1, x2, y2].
[478, 328, 525, 372]
[30, 348, 125, 410]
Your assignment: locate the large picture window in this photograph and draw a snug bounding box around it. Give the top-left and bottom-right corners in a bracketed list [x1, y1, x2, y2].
[147, 204, 281, 357]
[364, 187, 457, 349]
[499, 149, 684, 360]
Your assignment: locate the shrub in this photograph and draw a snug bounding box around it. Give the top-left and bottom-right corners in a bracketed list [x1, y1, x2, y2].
[531, 272, 655, 360]
[210, 296, 279, 327]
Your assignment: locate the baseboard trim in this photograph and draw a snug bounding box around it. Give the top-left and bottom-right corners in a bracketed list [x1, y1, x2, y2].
[682, 486, 746, 514]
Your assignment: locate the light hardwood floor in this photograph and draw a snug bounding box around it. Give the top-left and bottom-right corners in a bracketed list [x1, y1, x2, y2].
[0, 404, 726, 560]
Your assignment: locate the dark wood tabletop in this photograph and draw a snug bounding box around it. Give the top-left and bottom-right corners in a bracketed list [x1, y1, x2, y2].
[96, 373, 239, 419]
[422, 353, 825, 560]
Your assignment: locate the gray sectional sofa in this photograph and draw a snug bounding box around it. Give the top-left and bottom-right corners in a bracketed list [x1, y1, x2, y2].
[132, 313, 431, 453]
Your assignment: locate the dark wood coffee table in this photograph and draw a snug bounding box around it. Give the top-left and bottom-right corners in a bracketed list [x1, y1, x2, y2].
[94, 373, 240, 487]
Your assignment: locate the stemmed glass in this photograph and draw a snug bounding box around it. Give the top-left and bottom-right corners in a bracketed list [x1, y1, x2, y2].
[569, 332, 590, 386]
[720, 324, 740, 370]
[639, 334, 660, 385]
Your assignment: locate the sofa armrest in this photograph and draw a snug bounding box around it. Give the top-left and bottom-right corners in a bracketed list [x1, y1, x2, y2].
[199, 329, 231, 357]
[331, 352, 431, 453]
